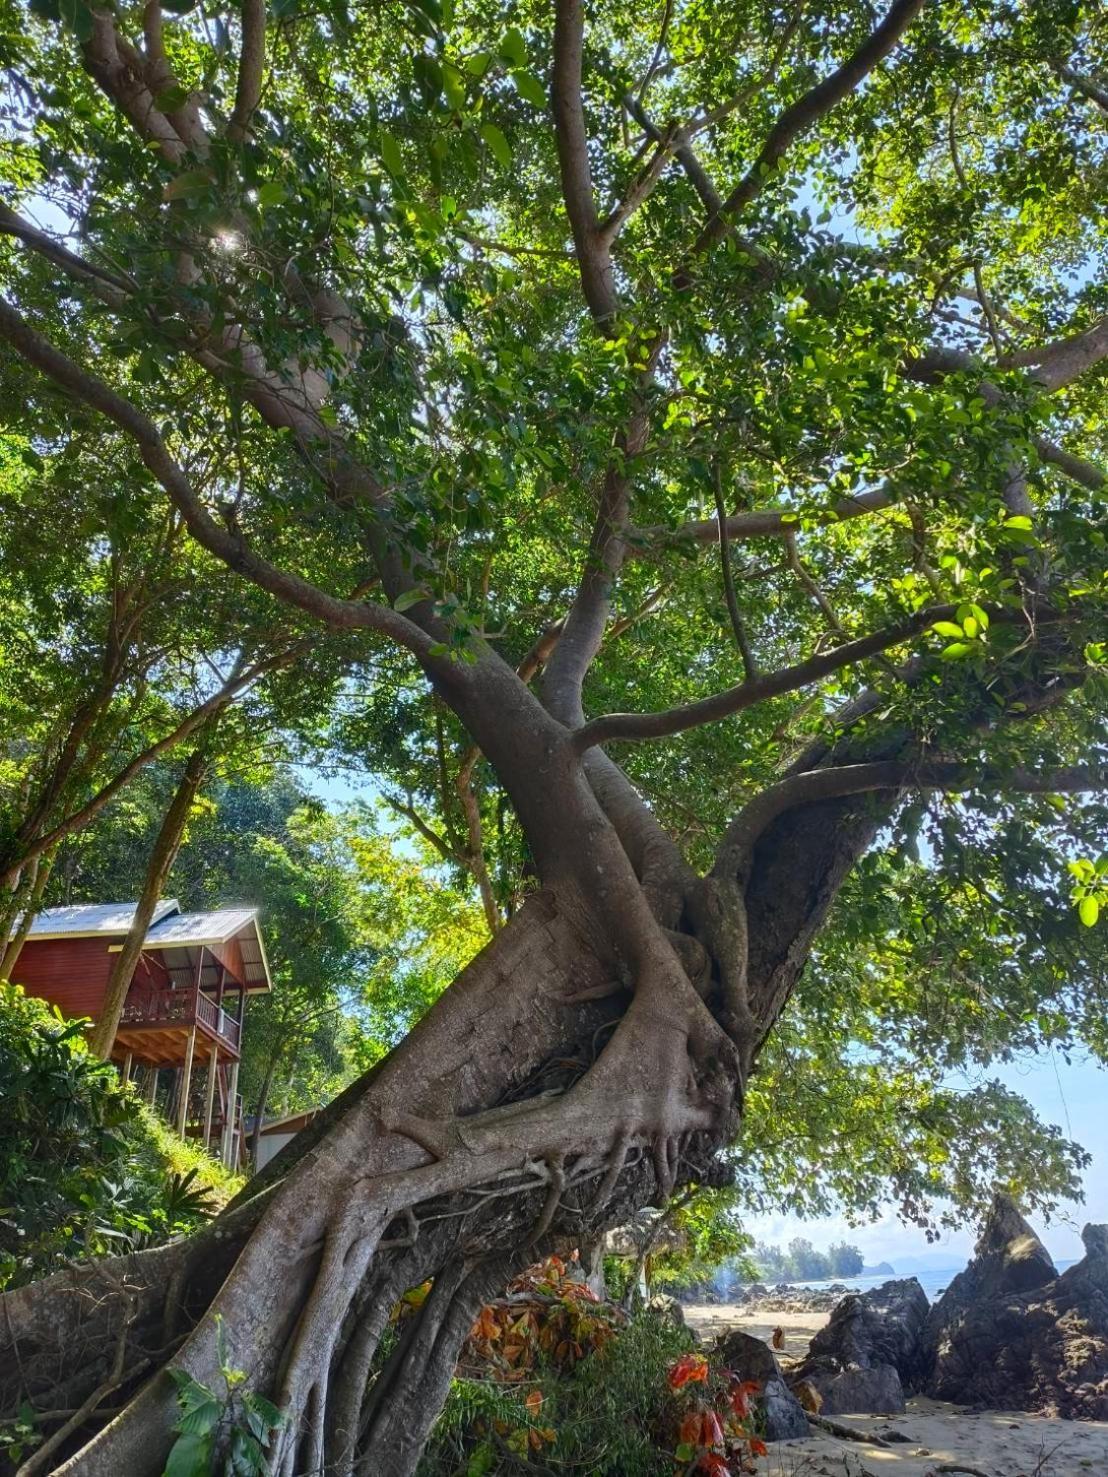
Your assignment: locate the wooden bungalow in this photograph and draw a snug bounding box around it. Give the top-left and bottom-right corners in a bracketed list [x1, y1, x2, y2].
[8, 899, 272, 1168]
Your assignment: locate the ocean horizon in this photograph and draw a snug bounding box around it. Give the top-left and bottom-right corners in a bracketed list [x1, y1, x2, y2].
[752, 1260, 1078, 1303]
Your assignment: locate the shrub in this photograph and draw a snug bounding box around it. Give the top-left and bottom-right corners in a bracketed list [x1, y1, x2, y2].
[0, 983, 238, 1289]
[417, 1258, 764, 1475]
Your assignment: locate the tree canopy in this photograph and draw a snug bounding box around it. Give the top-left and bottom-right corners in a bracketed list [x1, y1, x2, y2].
[1, 0, 1107, 1470]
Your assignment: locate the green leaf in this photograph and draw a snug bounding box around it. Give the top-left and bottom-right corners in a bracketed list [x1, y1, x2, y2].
[154, 85, 191, 112]
[58, 0, 93, 35]
[380, 131, 405, 179]
[1078, 896, 1100, 927]
[511, 70, 546, 108]
[163, 169, 214, 202]
[163, 1430, 215, 1477]
[499, 26, 527, 66]
[480, 122, 511, 168]
[256, 181, 288, 208]
[939, 642, 975, 661]
[394, 588, 428, 611]
[932, 621, 965, 639]
[442, 60, 466, 110]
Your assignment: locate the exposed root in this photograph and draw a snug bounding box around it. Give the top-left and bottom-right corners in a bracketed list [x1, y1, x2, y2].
[651, 1134, 681, 1206]
[378, 1208, 420, 1251]
[560, 978, 624, 1003]
[527, 1155, 566, 1244]
[592, 1132, 632, 1211]
[380, 1111, 456, 1161]
[16, 1298, 139, 1477]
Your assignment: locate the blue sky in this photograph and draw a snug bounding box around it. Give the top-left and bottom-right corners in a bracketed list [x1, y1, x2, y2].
[745, 1053, 1108, 1269]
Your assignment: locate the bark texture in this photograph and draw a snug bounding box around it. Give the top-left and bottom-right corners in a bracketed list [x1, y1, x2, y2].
[1, 763, 882, 1477]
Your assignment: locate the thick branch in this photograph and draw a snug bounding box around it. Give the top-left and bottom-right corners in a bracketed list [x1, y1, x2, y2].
[717, 759, 1108, 879]
[552, 0, 619, 323]
[227, 0, 267, 142]
[572, 602, 971, 751]
[689, 0, 928, 258]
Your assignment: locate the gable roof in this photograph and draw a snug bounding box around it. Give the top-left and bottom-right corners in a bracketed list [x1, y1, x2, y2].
[23, 899, 180, 940]
[19, 900, 273, 994]
[143, 907, 272, 994]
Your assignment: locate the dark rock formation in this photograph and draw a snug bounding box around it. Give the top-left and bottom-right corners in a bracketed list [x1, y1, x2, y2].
[715, 1329, 809, 1441]
[935, 1193, 1057, 1310]
[924, 1211, 1108, 1418]
[788, 1278, 930, 1414]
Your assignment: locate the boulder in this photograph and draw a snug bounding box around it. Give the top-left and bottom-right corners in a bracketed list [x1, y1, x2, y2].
[788, 1278, 930, 1415]
[923, 1208, 1108, 1417]
[715, 1329, 809, 1441]
[934, 1193, 1056, 1311]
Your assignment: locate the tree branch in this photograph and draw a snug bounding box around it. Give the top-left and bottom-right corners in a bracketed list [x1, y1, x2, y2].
[571, 602, 1018, 752]
[713, 461, 758, 677]
[689, 0, 928, 259]
[227, 0, 267, 143]
[552, 0, 619, 323]
[716, 759, 1108, 879]
[0, 297, 435, 661]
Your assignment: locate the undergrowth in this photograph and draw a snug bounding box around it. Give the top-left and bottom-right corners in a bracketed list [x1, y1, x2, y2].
[0, 983, 239, 1290]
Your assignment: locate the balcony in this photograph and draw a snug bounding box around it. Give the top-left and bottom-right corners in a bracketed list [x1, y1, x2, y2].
[119, 978, 241, 1056]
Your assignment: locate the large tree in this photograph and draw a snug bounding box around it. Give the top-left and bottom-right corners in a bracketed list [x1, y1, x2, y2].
[1, 0, 1107, 1474]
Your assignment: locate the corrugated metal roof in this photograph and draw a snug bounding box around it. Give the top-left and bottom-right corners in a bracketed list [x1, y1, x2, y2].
[144, 908, 259, 946]
[24, 899, 180, 939]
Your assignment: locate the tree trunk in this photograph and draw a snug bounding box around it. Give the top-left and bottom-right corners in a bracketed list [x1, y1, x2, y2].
[2, 768, 881, 1477]
[0, 851, 53, 981]
[249, 1036, 287, 1166]
[87, 747, 208, 1060]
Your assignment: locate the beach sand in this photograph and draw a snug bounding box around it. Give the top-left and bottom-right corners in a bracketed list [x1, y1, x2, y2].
[681, 1304, 1108, 1477]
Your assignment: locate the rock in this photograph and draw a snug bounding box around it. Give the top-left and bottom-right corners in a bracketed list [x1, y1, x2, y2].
[645, 1293, 685, 1328]
[942, 1193, 1057, 1307]
[923, 1203, 1108, 1418]
[796, 1360, 905, 1416]
[715, 1329, 810, 1441]
[789, 1277, 930, 1414]
[792, 1379, 823, 1413]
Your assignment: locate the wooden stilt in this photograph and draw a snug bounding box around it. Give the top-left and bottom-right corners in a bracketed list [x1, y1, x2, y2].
[121, 1051, 133, 1084]
[176, 1027, 197, 1137]
[203, 1044, 218, 1151]
[145, 1066, 159, 1105]
[221, 1060, 240, 1168]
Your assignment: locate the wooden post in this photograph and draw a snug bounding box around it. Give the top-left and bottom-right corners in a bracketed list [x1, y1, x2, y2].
[176, 1027, 197, 1137]
[145, 1066, 159, 1105]
[221, 1059, 240, 1168]
[203, 1044, 218, 1151]
[121, 1051, 133, 1084]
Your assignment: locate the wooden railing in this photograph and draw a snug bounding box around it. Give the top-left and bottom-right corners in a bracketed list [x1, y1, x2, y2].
[121, 981, 240, 1050]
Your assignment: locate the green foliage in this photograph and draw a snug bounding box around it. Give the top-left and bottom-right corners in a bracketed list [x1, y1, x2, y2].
[420, 1310, 697, 1477]
[0, 0, 1106, 1270]
[646, 1189, 756, 1293]
[0, 985, 230, 1290]
[164, 1315, 285, 1477]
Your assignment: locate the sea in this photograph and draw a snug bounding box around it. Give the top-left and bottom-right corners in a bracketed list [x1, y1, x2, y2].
[751, 1260, 1078, 1304]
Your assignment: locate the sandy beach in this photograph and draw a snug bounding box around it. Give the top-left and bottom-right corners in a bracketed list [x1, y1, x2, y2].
[682, 1304, 1108, 1477]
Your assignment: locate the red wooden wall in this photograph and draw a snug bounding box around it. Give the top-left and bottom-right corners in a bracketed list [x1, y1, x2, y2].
[9, 937, 116, 1019]
[8, 938, 170, 1013]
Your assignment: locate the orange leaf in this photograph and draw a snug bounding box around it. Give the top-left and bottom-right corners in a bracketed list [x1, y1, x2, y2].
[667, 1354, 710, 1391]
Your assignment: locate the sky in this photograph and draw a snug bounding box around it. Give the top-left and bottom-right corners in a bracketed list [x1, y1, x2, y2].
[744, 1053, 1108, 1270]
